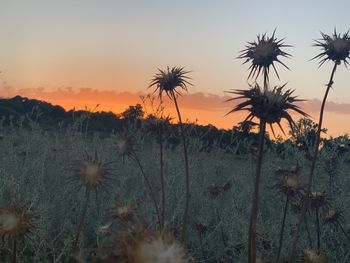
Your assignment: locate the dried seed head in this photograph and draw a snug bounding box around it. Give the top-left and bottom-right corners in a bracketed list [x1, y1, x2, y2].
[238, 29, 291, 81]
[324, 207, 343, 226]
[309, 191, 328, 209]
[127, 231, 191, 263]
[313, 29, 350, 67]
[256, 258, 269, 263]
[115, 133, 136, 160]
[300, 249, 326, 263]
[71, 153, 110, 191]
[149, 66, 192, 100]
[0, 205, 33, 241]
[112, 203, 135, 221]
[275, 173, 304, 197]
[226, 83, 308, 136]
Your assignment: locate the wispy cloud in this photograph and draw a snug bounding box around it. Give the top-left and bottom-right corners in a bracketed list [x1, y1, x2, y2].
[2, 86, 350, 114]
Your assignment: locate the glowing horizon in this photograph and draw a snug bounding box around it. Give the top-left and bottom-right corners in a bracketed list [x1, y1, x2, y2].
[0, 1, 350, 136]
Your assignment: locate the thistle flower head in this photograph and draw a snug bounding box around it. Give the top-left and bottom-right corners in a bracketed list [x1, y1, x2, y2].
[313, 29, 350, 67]
[275, 172, 304, 197]
[149, 66, 192, 100]
[238, 29, 291, 81]
[226, 83, 308, 135]
[256, 258, 269, 263]
[324, 207, 343, 226]
[309, 191, 329, 209]
[127, 231, 191, 263]
[300, 249, 326, 263]
[69, 152, 111, 191]
[115, 133, 136, 160]
[112, 203, 135, 221]
[0, 205, 33, 241]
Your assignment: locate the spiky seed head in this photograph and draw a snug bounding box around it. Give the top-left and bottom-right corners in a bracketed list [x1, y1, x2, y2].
[256, 258, 269, 263]
[313, 29, 350, 67]
[0, 205, 33, 241]
[112, 203, 135, 221]
[67, 152, 112, 193]
[115, 133, 136, 160]
[300, 249, 326, 263]
[238, 29, 291, 81]
[149, 66, 192, 100]
[324, 207, 343, 226]
[75, 154, 110, 190]
[309, 191, 328, 209]
[127, 231, 191, 263]
[275, 173, 304, 197]
[226, 83, 308, 135]
[145, 115, 173, 138]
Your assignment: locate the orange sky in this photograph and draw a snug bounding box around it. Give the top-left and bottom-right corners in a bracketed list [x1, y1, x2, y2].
[2, 86, 350, 137]
[1, 2, 350, 137]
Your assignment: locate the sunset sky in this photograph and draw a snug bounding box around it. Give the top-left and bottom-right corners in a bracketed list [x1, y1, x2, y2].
[1, 1, 350, 136]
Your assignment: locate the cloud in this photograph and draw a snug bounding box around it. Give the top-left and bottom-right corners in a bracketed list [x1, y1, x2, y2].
[2, 86, 350, 116]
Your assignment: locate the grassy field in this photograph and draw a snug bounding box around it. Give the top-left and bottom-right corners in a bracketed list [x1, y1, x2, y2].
[0, 118, 349, 262]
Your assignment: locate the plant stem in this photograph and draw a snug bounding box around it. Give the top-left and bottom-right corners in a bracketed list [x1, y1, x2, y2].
[12, 240, 16, 263]
[248, 119, 266, 263]
[288, 63, 337, 262]
[171, 92, 191, 244]
[304, 216, 313, 248]
[337, 221, 350, 242]
[159, 134, 165, 229]
[133, 154, 161, 227]
[316, 207, 320, 251]
[276, 194, 290, 263]
[72, 187, 91, 254]
[216, 208, 227, 247]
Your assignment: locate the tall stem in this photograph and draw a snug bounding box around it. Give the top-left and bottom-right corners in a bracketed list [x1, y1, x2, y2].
[12, 240, 16, 263]
[248, 119, 266, 263]
[288, 63, 337, 262]
[304, 216, 313, 248]
[316, 207, 320, 251]
[134, 154, 161, 227]
[276, 194, 290, 263]
[72, 187, 91, 254]
[338, 221, 350, 242]
[159, 134, 165, 229]
[172, 92, 190, 244]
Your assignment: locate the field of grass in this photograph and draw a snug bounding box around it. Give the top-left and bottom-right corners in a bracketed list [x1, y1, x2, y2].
[0, 117, 349, 262]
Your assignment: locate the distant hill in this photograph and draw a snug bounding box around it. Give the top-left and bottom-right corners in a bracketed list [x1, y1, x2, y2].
[0, 95, 265, 152]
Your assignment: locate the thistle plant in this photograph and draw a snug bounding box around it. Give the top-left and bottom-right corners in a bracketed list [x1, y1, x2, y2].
[145, 114, 173, 230]
[115, 132, 161, 228]
[227, 83, 307, 263]
[230, 30, 307, 263]
[323, 207, 350, 242]
[274, 167, 304, 263]
[238, 29, 291, 89]
[149, 66, 192, 243]
[68, 152, 112, 255]
[288, 29, 350, 262]
[0, 205, 34, 263]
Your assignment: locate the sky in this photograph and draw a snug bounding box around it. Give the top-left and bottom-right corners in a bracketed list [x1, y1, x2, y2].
[0, 0, 350, 136]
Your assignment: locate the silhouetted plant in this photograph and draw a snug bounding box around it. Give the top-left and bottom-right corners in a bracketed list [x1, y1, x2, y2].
[114, 132, 161, 228]
[0, 204, 34, 263]
[230, 29, 309, 263]
[68, 152, 112, 257]
[289, 29, 350, 262]
[149, 66, 192, 243]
